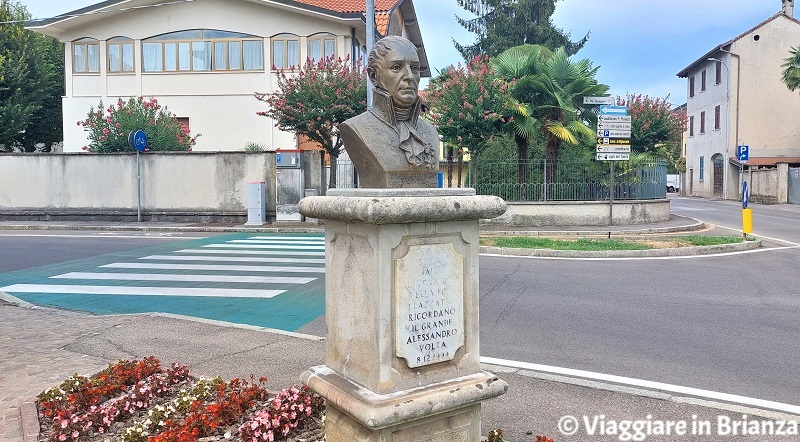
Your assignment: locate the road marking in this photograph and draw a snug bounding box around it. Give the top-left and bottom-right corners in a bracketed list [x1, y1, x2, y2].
[0, 233, 197, 239]
[101, 262, 325, 273]
[480, 357, 800, 415]
[0, 284, 285, 298]
[52, 272, 315, 284]
[202, 244, 325, 250]
[228, 239, 325, 245]
[140, 255, 325, 264]
[174, 248, 324, 256]
[481, 246, 800, 261]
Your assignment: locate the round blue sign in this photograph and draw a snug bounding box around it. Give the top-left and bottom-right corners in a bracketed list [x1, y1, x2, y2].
[128, 130, 148, 152]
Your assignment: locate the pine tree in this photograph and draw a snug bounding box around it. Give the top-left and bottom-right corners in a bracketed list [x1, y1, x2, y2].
[453, 0, 588, 60]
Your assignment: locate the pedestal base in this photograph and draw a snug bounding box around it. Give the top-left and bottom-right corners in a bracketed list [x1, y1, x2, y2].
[302, 366, 507, 442]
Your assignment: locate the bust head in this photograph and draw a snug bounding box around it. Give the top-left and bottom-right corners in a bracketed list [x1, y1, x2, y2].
[367, 36, 421, 109]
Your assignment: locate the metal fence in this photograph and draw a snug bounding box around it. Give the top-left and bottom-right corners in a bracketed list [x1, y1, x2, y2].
[332, 157, 667, 202]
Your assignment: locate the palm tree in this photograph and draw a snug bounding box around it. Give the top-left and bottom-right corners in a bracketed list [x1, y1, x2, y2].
[782, 46, 800, 92]
[493, 45, 608, 199]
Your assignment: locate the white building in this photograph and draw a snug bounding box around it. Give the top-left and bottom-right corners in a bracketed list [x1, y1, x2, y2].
[676, 0, 800, 199]
[27, 0, 429, 153]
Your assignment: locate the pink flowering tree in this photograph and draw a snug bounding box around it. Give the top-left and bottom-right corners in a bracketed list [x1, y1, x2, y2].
[619, 93, 686, 171]
[423, 55, 510, 185]
[77, 97, 200, 153]
[256, 55, 367, 189]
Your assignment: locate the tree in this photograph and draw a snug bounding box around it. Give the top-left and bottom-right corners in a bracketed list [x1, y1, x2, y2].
[622, 93, 686, 172]
[423, 55, 510, 185]
[454, 0, 588, 60]
[256, 56, 366, 190]
[782, 46, 800, 92]
[0, 0, 64, 152]
[493, 44, 608, 198]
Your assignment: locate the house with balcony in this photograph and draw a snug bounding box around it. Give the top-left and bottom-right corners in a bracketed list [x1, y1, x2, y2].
[676, 0, 800, 200]
[26, 0, 430, 153]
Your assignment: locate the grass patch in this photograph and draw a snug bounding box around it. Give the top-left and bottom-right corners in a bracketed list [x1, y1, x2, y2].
[482, 236, 652, 251]
[680, 235, 745, 246]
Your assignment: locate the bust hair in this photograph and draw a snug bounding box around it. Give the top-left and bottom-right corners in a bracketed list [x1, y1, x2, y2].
[367, 36, 417, 73]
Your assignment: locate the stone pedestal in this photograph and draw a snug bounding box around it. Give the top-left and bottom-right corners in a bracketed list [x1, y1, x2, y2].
[299, 188, 508, 442]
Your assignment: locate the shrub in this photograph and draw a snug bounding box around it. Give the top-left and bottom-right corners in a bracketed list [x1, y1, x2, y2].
[77, 97, 200, 153]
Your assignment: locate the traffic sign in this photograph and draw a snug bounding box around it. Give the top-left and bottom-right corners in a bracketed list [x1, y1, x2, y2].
[598, 122, 632, 130]
[598, 115, 631, 123]
[742, 181, 749, 209]
[127, 130, 147, 153]
[597, 137, 630, 145]
[737, 145, 749, 161]
[584, 96, 615, 105]
[597, 129, 631, 138]
[596, 145, 631, 153]
[598, 105, 628, 115]
[596, 152, 630, 161]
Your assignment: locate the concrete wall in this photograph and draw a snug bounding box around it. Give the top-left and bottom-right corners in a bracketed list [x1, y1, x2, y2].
[748, 163, 789, 204]
[0, 152, 277, 222]
[482, 199, 670, 227]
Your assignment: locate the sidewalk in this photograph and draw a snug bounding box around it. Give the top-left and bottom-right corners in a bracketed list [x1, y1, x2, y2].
[1, 218, 796, 442]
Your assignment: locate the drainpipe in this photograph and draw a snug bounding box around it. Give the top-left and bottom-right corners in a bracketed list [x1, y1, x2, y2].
[720, 48, 741, 196]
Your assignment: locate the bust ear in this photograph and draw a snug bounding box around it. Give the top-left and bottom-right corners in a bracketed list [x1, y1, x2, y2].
[367, 66, 378, 85]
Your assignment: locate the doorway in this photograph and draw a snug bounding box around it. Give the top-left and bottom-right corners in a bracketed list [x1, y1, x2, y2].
[712, 154, 724, 197]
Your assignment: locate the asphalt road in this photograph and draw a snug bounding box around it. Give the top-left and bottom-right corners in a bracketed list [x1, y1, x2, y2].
[480, 197, 800, 406]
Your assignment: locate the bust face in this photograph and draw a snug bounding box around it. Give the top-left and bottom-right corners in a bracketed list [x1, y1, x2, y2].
[372, 42, 421, 109]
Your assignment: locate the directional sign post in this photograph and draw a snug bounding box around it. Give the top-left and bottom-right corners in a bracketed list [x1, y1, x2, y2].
[598, 122, 632, 131]
[597, 129, 632, 138]
[596, 153, 630, 161]
[598, 115, 631, 123]
[127, 130, 148, 223]
[598, 105, 628, 116]
[583, 96, 615, 105]
[596, 145, 631, 153]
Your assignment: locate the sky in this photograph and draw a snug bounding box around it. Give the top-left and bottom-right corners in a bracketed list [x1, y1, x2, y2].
[20, 0, 789, 106]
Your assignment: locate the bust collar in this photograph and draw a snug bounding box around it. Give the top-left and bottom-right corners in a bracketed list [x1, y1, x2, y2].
[370, 87, 421, 127]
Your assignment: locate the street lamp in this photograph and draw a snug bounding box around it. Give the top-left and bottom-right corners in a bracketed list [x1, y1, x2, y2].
[708, 57, 731, 199]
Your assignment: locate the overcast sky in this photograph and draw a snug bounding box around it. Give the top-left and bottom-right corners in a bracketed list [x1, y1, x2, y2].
[20, 0, 790, 106]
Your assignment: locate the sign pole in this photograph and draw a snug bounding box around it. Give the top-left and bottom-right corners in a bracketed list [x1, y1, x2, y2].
[741, 180, 751, 240]
[609, 161, 614, 226]
[136, 150, 142, 223]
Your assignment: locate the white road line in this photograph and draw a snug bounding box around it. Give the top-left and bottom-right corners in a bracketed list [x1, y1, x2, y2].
[228, 239, 324, 245]
[140, 255, 325, 264]
[481, 246, 799, 261]
[480, 357, 800, 415]
[52, 272, 316, 284]
[202, 244, 325, 250]
[245, 236, 324, 241]
[0, 233, 195, 239]
[101, 262, 325, 273]
[175, 249, 325, 256]
[0, 284, 284, 298]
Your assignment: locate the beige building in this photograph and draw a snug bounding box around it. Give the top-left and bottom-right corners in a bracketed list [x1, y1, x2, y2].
[677, 0, 800, 199]
[26, 0, 429, 153]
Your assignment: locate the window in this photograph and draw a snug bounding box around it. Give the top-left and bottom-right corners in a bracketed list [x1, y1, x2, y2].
[689, 76, 695, 97]
[272, 34, 299, 69]
[715, 61, 722, 85]
[308, 34, 336, 62]
[699, 156, 705, 181]
[701, 69, 706, 91]
[73, 38, 99, 73]
[689, 115, 694, 136]
[142, 29, 263, 73]
[714, 105, 720, 130]
[107, 37, 134, 73]
[700, 111, 705, 133]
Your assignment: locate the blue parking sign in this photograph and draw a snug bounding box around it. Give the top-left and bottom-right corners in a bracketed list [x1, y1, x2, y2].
[737, 145, 749, 161]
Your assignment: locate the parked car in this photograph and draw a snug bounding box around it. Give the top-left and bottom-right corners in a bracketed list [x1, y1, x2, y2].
[666, 174, 680, 193]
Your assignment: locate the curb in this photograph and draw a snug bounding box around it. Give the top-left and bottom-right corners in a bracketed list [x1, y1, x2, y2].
[480, 238, 761, 258]
[20, 402, 39, 442]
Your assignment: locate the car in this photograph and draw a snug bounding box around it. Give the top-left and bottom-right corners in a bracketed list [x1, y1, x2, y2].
[666, 174, 680, 193]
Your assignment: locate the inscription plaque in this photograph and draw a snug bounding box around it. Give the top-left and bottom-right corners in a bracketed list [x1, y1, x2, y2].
[395, 243, 464, 368]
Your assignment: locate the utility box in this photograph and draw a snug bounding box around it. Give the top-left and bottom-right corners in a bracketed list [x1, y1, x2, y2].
[246, 181, 267, 225]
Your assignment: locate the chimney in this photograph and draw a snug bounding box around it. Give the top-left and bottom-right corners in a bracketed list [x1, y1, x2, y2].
[783, 0, 795, 17]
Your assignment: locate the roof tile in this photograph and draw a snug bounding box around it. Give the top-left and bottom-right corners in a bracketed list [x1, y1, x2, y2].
[292, 0, 398, 14]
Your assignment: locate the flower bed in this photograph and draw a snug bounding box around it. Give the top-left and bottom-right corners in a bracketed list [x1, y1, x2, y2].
[36, 357, 324, 442]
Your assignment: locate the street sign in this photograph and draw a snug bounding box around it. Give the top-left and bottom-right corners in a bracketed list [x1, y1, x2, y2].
[596, 152, 630, 161]
[596, 145, 631, 153]
[597, 129, 631, 138]
[598, 105, 628, 115]
[598, 122, 632, 130]
[597, 137, 630, 145]
[127, 130, 147, 153]
[738, 145, 749, 161]
[598, 115, 631, 123]
[584, 96, 615, 105]
[742, 180, 749, 209]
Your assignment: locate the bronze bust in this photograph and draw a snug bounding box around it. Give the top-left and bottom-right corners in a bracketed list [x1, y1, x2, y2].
[340, 36, 440, 188]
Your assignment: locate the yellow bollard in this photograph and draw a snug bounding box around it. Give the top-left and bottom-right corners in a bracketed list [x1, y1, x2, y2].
[742, 208, 753, 238]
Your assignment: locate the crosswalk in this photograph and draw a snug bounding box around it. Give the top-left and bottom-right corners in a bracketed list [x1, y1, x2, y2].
[0, 234, 327, 329]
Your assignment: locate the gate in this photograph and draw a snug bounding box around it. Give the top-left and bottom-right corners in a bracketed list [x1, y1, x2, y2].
[789, 167, 800, 204]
